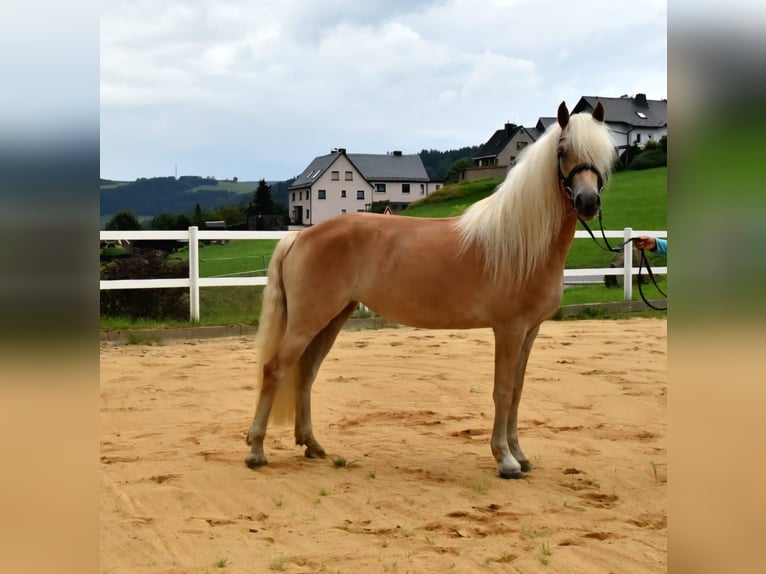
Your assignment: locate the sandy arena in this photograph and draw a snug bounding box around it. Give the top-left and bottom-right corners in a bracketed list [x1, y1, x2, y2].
[101, 318, 666, 573]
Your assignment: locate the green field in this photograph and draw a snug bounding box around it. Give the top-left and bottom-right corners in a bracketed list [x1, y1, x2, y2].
[101, 167, 666, 328]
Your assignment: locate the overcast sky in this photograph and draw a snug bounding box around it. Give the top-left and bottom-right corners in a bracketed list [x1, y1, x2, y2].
[101, 0, 667, 182]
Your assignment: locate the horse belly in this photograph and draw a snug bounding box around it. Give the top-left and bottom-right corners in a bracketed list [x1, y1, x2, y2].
[358, 281, 490, 329]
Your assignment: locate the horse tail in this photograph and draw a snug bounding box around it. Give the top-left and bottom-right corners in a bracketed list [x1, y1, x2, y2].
[255, 231, 300, 425]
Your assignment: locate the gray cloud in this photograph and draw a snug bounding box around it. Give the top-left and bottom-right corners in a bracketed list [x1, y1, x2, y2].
[101, 0, 666, 180]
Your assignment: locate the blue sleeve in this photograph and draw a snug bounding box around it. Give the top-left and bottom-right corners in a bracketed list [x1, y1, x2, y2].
[654, 237, 667, 255]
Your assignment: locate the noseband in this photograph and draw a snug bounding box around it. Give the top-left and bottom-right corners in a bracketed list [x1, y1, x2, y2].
[558, 161, 605, 205]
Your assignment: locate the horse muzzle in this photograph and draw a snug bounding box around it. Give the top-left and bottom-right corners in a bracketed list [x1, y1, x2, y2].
[573, 189, 601, 220]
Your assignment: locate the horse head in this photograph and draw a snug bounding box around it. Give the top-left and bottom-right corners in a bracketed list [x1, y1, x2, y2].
[556, 101, 609, 221]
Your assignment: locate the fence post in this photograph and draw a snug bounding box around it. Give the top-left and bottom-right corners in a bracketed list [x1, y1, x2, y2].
[188, 226, 200, 321]
[623, 227, 633, 302]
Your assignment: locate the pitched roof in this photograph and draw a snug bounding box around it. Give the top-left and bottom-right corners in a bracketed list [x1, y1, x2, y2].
[290, 150, 428, 189]
[474, 123, 524, 159]
[289, 153, 340, 189]
[535, 116, 556, 136]
[572, 94, 667, 128]
[348, 152, 429, 182]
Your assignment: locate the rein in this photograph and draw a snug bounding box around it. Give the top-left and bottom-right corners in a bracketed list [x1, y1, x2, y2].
[558, 162, 667, 311]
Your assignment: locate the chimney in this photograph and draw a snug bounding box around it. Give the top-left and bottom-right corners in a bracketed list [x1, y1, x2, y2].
[634, 93, 648, 107]
[393, 150, 402, 157]
[505, 122, 516, 136]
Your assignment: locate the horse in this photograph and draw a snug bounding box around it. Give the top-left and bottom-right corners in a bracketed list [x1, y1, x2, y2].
[245, 101, 615, 478]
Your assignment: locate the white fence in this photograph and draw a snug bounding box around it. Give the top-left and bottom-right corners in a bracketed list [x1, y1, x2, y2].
[100, 227, 667, 321]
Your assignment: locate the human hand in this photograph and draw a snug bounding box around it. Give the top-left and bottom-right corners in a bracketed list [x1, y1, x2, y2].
[633, 236, 657, 251]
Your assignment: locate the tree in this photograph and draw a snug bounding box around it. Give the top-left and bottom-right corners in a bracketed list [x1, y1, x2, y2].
[444, 157, 475, 184]
[250, 179, 274, 215]
[106, 210, 142, 230]
[192, 203, 206, 227]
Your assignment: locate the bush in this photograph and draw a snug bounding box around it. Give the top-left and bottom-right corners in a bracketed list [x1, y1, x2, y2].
[100, 248, 189, 320]
[629, 147, 667, 170]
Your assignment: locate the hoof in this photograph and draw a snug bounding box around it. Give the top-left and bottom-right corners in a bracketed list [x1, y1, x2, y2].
[498, 470, 524, 479]
[304, 447, 326, 459]
[519, 460, 533, 473]
[245, 453, 267, 469]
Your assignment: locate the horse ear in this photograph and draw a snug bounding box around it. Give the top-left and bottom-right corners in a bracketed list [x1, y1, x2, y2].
[592, 102, 605, 123]
[557, 101, 570, 129]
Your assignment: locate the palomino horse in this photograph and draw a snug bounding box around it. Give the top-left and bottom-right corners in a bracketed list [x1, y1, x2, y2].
[246, 102, 615, 478]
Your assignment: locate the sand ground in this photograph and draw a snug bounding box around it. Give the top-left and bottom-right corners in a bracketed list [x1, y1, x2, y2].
[100, 318, 666, 573]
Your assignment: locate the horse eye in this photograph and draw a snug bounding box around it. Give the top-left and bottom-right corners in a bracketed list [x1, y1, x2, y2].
[557, 148, 565, 158]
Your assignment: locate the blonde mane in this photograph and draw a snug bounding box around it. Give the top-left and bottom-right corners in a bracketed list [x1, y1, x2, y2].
[456, 112, 615, 288]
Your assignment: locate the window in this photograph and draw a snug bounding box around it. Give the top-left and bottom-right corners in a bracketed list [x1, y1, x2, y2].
[341, 209, 347, 215]
[420, 184, 425, 195]
[345, 171, 353, 180]
[299, 191, 302, 200]
[375, 183, 386, 193]
[331, 171, 340, 180]
[318, 190, 326, 200]
[636, 111, 647, 119]
[517, 141, 528, 150]
[357, 190, 365, 200]
[306, 209, 310, 220]
[292, 192, 296, 201]
[402, 183, 410, 194]
[307, 189, 311, 199]
[635, 133, 642, 144]
[435, 184, 441, 190]
[341, 190, 346, 198]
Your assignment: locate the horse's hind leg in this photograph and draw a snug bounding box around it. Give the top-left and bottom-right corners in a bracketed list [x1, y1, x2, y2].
[295, 302, 357, 459]
[245, 331, 316, 468]
[506, 324, 540, 473]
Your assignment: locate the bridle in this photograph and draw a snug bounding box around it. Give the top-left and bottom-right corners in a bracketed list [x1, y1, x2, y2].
[557, 156, 667, 311]
[558, 161, 605, 205]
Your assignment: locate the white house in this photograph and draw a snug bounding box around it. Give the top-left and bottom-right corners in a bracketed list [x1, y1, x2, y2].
[572, 93, 667, 150]
[288, 148, 440, 226]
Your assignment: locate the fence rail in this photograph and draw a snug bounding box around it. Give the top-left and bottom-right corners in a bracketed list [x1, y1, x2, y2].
[100, 227, 667, 321]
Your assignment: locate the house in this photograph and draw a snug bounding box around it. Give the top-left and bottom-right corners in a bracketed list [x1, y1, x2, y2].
[460, 93, 667, 182]
[572, 93, 667, 151]
[288, 148, 440, 225]
[459, 121, 548, 183]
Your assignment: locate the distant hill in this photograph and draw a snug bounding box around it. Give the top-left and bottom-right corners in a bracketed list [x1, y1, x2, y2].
[100, 176, 293, 220]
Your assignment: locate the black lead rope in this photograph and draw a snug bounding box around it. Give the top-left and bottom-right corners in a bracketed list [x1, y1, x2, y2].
[578, 213, 667, 312]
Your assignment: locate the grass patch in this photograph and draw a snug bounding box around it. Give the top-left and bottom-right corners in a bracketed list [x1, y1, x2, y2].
[172, 239, 279, 278]
[215, 557, 230, 568]
[330, 455, 359, 468]
[471, 481, 489, 493]
[268, 556, 287, 571]
[125, 332, 161, 346]
[402, 178, 502, 217]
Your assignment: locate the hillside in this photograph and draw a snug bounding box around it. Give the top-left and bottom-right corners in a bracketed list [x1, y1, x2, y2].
[100, 176, 292, 222]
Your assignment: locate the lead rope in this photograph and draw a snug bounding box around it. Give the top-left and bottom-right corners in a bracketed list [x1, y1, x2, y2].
[577, 212, 667, 311]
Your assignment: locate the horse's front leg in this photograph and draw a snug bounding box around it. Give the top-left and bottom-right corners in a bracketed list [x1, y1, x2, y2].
[506, 324, 540, 473]
[491, 325, 527, 479]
